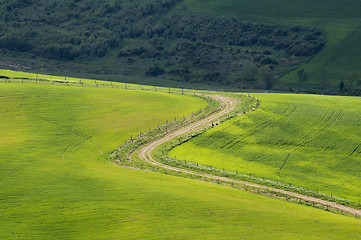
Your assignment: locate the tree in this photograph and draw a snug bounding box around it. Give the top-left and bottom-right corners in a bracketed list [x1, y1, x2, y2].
[297, 68, 308, 88]
[145, 64, 165, 77]
[243, 65, 258, 88]
[339, 81, 344, 93]
[260, 66, 277, 89]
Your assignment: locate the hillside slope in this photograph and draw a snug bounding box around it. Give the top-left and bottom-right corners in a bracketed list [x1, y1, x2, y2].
[1, 81, 361, 239]
[170, 93, 361, 202]
[0, 0, 325, 91]
[186, 0, 361, 93]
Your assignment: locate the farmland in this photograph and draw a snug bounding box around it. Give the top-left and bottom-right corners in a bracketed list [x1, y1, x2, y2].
[1, 77, 361, 238]
[1, 0, 361, 238]
[186, 0, 361, 91]
[170, 93, 361, 203]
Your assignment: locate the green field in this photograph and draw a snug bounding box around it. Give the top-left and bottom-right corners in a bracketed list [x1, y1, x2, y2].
[186, 0, 361, 90]
[170, 93, 361, 202]
[0, 69, 139, 89]
[1, 79, 361, 239]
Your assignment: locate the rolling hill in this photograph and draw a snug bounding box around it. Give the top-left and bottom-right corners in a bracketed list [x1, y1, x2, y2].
[170, 93, 361, 202]
[0, 0, 333, 92]
[186, 0, 361, 93]
[1, 74, 361, 238]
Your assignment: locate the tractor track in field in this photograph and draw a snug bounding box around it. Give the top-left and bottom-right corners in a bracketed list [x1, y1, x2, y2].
[132, 94, 361, 217]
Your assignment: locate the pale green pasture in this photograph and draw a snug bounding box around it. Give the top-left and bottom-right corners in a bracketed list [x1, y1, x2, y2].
[170, 93, 361, 202]
[1, 83, 361, 239]
[0, 69, 145, 90]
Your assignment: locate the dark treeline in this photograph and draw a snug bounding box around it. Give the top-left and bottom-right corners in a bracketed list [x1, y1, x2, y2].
[0, 0, 325, 89]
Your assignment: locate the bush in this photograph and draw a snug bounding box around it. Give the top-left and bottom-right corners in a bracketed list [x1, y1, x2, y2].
[145, 64, 166, 77]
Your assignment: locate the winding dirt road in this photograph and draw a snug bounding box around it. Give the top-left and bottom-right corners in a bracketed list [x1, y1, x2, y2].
[135, 94, 361, 217]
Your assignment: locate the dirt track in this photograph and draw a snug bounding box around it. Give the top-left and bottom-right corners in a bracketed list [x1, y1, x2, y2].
[136, 94, 361, 217]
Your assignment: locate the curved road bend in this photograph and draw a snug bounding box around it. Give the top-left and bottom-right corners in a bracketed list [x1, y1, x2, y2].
[134, 94, 361, 217]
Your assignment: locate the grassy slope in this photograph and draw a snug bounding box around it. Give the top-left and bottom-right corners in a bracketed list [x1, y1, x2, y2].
[186, 0, 361, 89]
[170, 93, 361, 202]
[1, 82, 361, 238]
[0, 69, 133, 87]
[0, 68, 239, 92]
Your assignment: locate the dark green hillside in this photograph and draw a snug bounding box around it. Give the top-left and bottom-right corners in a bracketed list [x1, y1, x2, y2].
[186, 0, 361, 94]
[0, 0, 181, 60]
[0, 0, 325, 90]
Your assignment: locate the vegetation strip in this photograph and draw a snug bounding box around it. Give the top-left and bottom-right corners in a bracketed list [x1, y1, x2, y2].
[130, 94, 361, 217]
